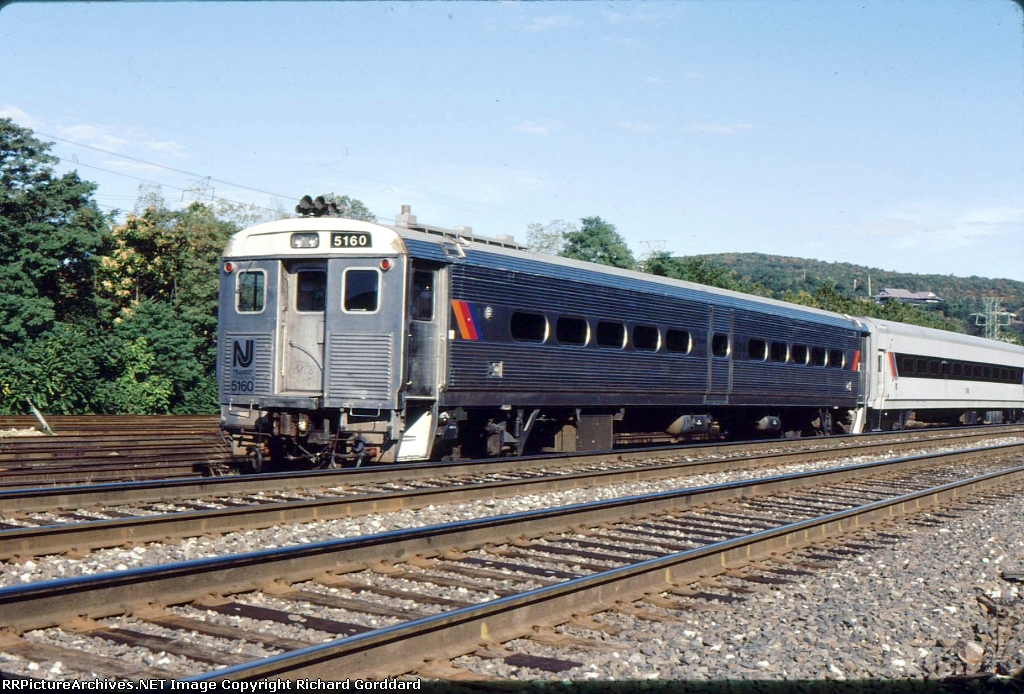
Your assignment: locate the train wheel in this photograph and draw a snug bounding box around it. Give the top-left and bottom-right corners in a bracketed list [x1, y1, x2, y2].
[245, 447, 264, 474]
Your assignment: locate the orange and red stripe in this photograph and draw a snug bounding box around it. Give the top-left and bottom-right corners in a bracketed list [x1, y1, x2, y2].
[451, 300, 480, 340]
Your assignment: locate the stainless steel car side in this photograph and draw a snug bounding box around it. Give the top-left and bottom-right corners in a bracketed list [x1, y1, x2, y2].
[217, 207, 1024, 469]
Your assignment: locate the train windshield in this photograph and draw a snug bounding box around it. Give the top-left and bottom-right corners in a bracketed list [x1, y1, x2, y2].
[296, 270, 326, 312]
[236, 270, 265, 312]
[344, 268, 380, 312]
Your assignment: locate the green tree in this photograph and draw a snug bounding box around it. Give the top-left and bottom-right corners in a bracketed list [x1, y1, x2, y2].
[561, 216, 635, 269]
[94, 335, 173, 415]
[0, 118, 109, 348]
[525, 219, 576, 255]
[0, 322, 119, 414]
[97, 194, 238, 413]
[317, 193, 377, 223]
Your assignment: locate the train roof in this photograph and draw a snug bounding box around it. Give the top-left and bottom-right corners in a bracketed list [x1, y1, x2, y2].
[857, 316, 1024, 356]
[224, 217, 868, 332]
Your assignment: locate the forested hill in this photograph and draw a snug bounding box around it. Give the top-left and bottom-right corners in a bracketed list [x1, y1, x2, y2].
[693, 252, 1024, 323]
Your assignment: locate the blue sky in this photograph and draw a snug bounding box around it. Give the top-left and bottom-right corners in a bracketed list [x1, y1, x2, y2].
[2, 0, 1022, 280]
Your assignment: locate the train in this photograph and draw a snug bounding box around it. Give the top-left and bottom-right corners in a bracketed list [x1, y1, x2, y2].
[217, 204, 1024, 470]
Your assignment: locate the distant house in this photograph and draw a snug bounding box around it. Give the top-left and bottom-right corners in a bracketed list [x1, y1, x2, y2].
[873, 288, 943, 306]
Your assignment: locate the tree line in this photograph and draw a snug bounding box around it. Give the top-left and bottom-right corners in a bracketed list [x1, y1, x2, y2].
[2, 116, 1017, 416]
[0, 119, 373, 415]
[525, 220, 1019, 339]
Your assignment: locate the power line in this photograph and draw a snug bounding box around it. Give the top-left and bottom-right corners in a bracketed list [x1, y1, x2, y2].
[38, 131, 296, 201]
[54, 156, 289, 217]
[8, 86, 537, 225]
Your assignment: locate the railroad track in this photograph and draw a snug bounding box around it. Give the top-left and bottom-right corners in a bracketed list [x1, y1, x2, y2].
[0, 442, 1021, 680]
[0, 428, 1019, 560]
[0, 415, 227, 486]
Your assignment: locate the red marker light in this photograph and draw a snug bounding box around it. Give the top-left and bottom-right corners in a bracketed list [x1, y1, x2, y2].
[224, 262, 234, 274]
[380, 259, 392, 271]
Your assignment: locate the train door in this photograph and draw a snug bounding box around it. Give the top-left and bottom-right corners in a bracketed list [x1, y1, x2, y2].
[706, 307, 733, 404]
[322, 257, 405, 412]
[405, 265, 440, 398]
[397, 263, 443, 462]
[278, 261, 326, 393]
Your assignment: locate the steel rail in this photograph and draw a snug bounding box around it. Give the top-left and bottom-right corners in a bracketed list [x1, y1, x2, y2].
[0, 442, 1018, 633]
[2, 438, 1022, 560]
[191, 461, 1024, 682]
[0, 424, 1017, 514]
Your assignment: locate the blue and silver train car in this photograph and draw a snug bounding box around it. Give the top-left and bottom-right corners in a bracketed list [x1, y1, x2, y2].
[218, 206, 870, 468]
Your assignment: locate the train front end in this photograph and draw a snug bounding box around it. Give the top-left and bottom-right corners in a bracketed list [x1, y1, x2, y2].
[218, 218, 408, 470]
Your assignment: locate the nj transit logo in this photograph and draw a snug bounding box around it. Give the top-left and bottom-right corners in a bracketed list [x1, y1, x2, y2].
[233, 339, 255, 367]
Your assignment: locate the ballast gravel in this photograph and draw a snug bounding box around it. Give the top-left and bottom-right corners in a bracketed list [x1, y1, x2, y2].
[1, 438, 1022, 681]
[1, 438, 1020, 586]
[449, 487, 1024, 681]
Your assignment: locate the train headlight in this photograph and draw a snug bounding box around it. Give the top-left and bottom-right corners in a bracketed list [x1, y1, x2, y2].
[290, 232, 320, 249]
[380, 258, 392, 272]
[223, 262, 234, 274]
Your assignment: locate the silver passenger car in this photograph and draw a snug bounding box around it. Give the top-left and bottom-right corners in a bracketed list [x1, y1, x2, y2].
[218, 207, 1021, 468]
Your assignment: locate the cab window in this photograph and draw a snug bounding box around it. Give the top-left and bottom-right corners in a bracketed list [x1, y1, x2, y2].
[296, 270, 326, 312]
[343, 269, 380, 313]
[410, 270, 434, 321]
[237, 270, 265, 313]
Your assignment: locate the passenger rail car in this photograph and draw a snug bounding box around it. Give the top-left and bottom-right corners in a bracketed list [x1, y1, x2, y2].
[218, 207, 1024, 468]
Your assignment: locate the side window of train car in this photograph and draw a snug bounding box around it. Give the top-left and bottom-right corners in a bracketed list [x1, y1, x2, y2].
[810, 347, 826, 367]
[296, 270, 326, 312]
[711, 333, 730, 358]
[633, 325, 659, 352]
[770, 342, 788, 363]
[748, 338, 767, 361]
[410, 270, 434, 321]
[236, 270, 266, 313]
[556, 316, 588, 345]
[596, 321, 626, 349]
[665, 329, 692, 354]
[828, 349, 845, 368]
[511, 311, 547, 342]
[790, 344, 808, 365]
[343, 268, 380, 313]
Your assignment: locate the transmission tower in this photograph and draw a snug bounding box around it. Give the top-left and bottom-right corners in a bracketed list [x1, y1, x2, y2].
[636, 240, 667, 272]
[972, 297, 1012, 340]
[182, 176, 215, 203]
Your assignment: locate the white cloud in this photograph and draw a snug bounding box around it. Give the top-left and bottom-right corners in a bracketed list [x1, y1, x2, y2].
[525, 15, 580, 32]
[513, 119, 561, 136]
[620, 121, 655, 132]
[646, 76, 666, 86]
[0, 105, 38, 129]
[812, 203, 1023, 251]
[686, 122, 753, 135]
[684, 71, 706, 81]
[100, 158, 174, 175]
[145, 139, 189, 159]
[59, 124, 129, 151]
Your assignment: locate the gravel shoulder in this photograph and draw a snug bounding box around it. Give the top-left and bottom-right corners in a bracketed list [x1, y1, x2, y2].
[451, 486, 1024, 681]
